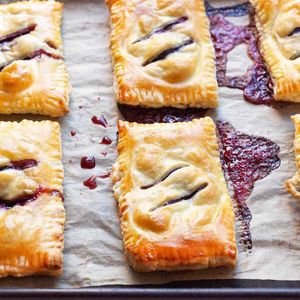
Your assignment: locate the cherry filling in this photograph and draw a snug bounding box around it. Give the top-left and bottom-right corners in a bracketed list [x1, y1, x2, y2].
[288, 27, 300, 37]
[141, 166, 188, 189]
[208, 4, 274, 104]
[91, 115, 108, 127]
[134, 16, 188, 44]
[118, 104, 207, 124]
[0, 159, 37, 172]
[0, 186, 64, 210]
[205, 2, 250, 17]
[217, 121, 280, 250]
[100, 137, 112, 145]
[83, 172, 111, 190]
[143, 38, 194, 66]
[80, 156, 96, 169]
[0, 24, 37, 44]
[152, 183, 208, 211]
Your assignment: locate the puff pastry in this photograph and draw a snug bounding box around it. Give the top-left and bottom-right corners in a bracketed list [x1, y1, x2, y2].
[0, 120, 65, 277]
[112, 118, 236, 272]
[251, 0, 300, 102]
[0, 1, 70, 116]
[106, 0, 218, 108]
[286, 114, 300, 198]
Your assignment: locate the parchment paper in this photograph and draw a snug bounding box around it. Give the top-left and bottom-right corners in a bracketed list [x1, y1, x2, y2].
[0, 0, 300, 288]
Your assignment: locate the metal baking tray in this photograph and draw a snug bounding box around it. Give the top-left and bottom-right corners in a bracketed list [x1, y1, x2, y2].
[1, 280, 300, 299]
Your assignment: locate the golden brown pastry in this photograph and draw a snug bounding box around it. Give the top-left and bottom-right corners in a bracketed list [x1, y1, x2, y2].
[106, 0, 218, 108]
[0, 120, 65, 277]
[251, 0, 300, 102]
[112, 118, 236, 272]
[0, 1, 70, 116]
[286, 114, 300, 198]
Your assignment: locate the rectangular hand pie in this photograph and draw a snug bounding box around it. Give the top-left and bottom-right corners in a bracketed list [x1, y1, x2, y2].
[0, 120, 65, 277]
[112, 118, 236, 272]
[286, 114, 300, 198]
[106, 0, 218, 108]
[251, 0, 300, 102]
[0, 1, 70, 116]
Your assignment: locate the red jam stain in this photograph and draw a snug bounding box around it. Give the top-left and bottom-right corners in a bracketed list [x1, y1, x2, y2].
[70, 131, 76, 137]
[100, 137, 112, 145]
[101, 152, 107, 157]
[83, 172, 111, 190]
[0, 186, 64, 210]
[207, 4, 274, 104]
[91, 115, 108, 127]
[118, 104, 207, 124]
[217, 121, 280, 250]
[0, 159, 37, 172]
[80, 156, 96, 169]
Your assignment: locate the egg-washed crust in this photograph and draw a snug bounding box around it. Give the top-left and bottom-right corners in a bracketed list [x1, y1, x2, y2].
[112, 118, 236, 272]
[106, 0, 218, 108]
[0, 120, 65, 277]
[251, 0, 300, 102]
[0, 1, 70, 117]
[286, 115, 300, 198]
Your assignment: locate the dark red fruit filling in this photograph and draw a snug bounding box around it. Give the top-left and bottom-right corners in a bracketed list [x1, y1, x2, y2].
[80, 156, 96, 169]
[0, 159, 37, 172]
[70, 131, 76, 137]
[0, 24, 37, 44]
[91, 115, 108, 127]
[217, 121, 280, 250]
[100, 137, 112, 145]
[83, 172, 111, 190]
[0, 186, 63, 210]
[208, 5, 274, 104]
[118, 104, 207, 124]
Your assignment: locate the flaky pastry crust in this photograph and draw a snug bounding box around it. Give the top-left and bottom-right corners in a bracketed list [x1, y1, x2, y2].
[0, 120, 65, 277]
[286, 114, 300, 198]
[0, 1, 70, 116]
[251, 0, 300, 102]
[106, 0, 218, 108]
[112, 118, 236, 272]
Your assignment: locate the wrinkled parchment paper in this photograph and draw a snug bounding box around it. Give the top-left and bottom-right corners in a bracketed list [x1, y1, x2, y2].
[0, 0, 300, 288]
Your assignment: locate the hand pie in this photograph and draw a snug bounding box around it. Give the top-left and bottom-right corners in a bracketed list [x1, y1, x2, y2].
[251, 0, 300, 102]
[106, 0, 218, 108]
[0, 120, 65, 277]
[286, 114, 300, 198]
[0, 1, 70, 117]
[112, 118, 236, 272]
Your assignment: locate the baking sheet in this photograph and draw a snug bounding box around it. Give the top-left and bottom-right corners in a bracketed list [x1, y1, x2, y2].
[0, 0, 300, 288]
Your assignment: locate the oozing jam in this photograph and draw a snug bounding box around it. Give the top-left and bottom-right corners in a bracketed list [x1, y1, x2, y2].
[80, 156, 96, 169]
[91, 115, 108, 127]
[208, 3, 274, 104]
[134, 16, 188, 44]
[118, 104, 207, 124]
[0, 24, 37, 44]
[0, 159, 37, 172]
[143, 38, 194, 66]
[0, 186, 64, 210]
[100, 137, 112, 145]
[217, 121, 280, 250]
[83, 172, 111, 190]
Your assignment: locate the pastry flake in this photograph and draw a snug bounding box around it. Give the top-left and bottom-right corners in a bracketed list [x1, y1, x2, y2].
[0, 1, 70, 117]
[0, 120, 65, 277]
[112, 118, 236, 272]
[251, 0, 300, 102]
[286, 114, 300, 198]
[106, 0, 218, 108]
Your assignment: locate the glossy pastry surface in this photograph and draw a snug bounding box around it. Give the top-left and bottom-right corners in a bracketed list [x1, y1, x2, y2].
[112, 118, 236, 272]
[106, 0, 218, 108]
[0, 120, 65, 277]
[0, 1, 70, 116]
[251, 0, 300, 102]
